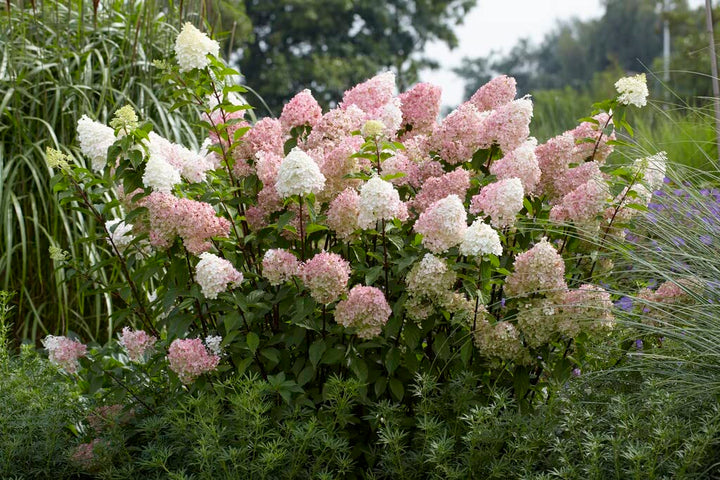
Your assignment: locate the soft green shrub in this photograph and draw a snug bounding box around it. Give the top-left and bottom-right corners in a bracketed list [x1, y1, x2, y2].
[0, 347, 85, 478]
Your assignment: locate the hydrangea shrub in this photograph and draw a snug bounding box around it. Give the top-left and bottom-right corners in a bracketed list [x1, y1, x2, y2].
[48, 23, 660, 410]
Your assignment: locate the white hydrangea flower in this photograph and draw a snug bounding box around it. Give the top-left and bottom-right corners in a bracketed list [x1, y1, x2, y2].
[634, 151, 667, 191]
[275, 147, 325, 198]
[357, 175, 407, 229]
[142, 154, 182, 192]
[204, 335, 223, 356]
[195, 252, 243, 299]
[147, 132, 213, 183]
[379, 98, 403, 137]
[415, 194, 467, 253]
[77, 115, 115, 172]
[175, 22, 220, 73]
[106, 219, 135, 252]
[460, 220, 503, 257]
[615, 73, 649, 108]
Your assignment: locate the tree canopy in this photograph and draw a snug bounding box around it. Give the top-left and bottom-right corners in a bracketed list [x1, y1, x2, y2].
[232, 0, 476, 115]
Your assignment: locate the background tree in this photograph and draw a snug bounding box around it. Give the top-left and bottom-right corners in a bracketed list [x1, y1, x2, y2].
[236, 0, 476, 115]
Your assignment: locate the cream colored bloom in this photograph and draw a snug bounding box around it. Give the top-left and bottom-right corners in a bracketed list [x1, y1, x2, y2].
[175, 23, 220, 73]
[615, 73, 649, 107]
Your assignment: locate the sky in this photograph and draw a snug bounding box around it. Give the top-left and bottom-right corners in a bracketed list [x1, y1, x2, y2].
[421, 0, 708, 107]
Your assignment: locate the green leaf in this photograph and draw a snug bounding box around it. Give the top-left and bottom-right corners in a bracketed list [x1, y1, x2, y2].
[321, 347, 344, 365]
[460, 340, 473, 366]
[389, 378, 404, 401]
[247, 332, 260, 354]
[350, 357, 369, 382]
[375, 377, 388, 396]
[261, 348, 280, 364]
[385, 347, 401, 374]
[297, 365, 314, 386]
[309, 339, 326, 368]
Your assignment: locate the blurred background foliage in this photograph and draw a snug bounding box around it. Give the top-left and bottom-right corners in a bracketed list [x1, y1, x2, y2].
[2, 0, 720, 344]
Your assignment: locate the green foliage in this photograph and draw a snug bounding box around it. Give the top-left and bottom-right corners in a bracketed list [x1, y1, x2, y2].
[26, 367, 720, 478]
[0, 345, 85, 478]
[239, 0, 477, 114]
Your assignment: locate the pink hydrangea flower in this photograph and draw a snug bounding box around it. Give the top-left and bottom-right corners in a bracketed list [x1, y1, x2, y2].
[411, 168, 470, 214]
[262, 249, 300, 286]
[142, 192, 231, 255]
[429, 102, 485, 165]
[398, 82, 442, 135]
[535, 132, 576, 198]
[489, 138, 541, 195]
[118, 327, 157, 362]
[414, 194, 468, 253]
[234, 117, 284, 165]
[317, 135, 365, 198]
[304, 104, 366, 150]
[280, 89, 323, 133]
[569, 113, 615, 164]
[470, 178, 524, 228]
[550, 176, 608, 224]
[561, 284, 615, 336]
[334, 285, 392, 339]
[42, 335, 87, 374]
[255, 151, 283, 186]
[327, 188, 360, 239]
[478, 97, 533, 154]
[167, 338, 220, 384]
[195, 252, 243, 299]
[300, 251, 351, 304]
[340, 72, 396, 113]
[505, 238, 567, 300]
[469, 75, 517, 112]
[380, 152, 419, 187]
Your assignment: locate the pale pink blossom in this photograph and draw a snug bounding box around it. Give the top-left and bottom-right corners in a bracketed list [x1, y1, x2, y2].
[411, 168, 470, 214]
[570, 113, 615, 164]
[280, 89, 323, 132]
[399, 82, 441, 135]
[334, 285, 391, 339]
[42, 335, 87, 374]
[470, 178, 524, 228]
[142, 192, 231, 254]
[167, 338, 220, 384]
[489, 138, 541, 195]
[478, 97, 533, 154]
[118, 327, 157, 362]
[469, 75, 517, 112]
[195, 252, 243, 299]
[262, 249, 300, 286]
[429, 102, 485, 165]
[234, 117, 284, 165]
[414, 195, 467, 253]
[505, 238, 567, 300]
[300, 252, 351, 304]
[340, 72, 396, 113]
[326, 188, 360, 239]
[550, 175, 608, 224]
[304, 105, 366, 150]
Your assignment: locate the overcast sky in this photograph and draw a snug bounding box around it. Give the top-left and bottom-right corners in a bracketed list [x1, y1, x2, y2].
[421, 0, 708, 107]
